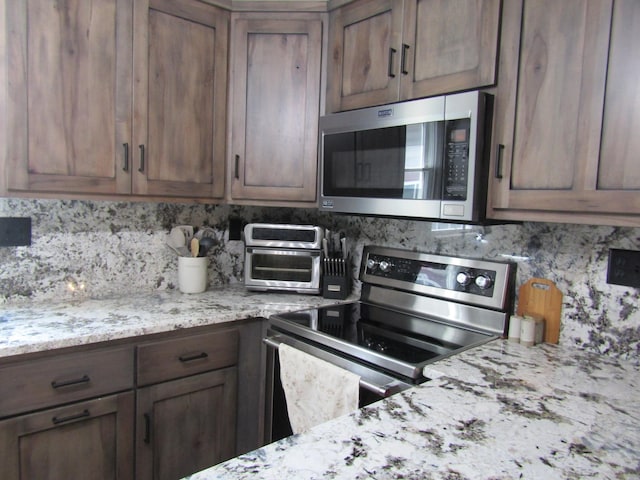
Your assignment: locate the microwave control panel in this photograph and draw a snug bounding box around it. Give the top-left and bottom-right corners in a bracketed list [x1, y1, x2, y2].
[443, 118, 470, 201]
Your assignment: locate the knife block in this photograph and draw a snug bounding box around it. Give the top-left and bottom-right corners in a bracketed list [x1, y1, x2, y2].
[322, 256, 351, 299]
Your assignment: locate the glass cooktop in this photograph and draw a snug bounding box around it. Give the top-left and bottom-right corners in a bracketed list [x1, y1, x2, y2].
[270, 301, 493, 373]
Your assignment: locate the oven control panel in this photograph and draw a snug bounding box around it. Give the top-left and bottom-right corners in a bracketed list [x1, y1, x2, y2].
[365, 253, 496, 297]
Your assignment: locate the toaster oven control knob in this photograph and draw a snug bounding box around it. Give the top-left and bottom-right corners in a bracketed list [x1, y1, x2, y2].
[475, 274, 493, 290]
[366, 258, 378, 271]
[455, 271, 473, 286]
[379, 260, 392, 272]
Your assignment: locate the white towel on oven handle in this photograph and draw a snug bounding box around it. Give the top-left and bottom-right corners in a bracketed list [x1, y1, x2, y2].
[278, 343, 360, 434]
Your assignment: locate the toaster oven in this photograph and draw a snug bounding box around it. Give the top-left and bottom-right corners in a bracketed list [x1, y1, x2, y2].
[243, 224, 323, 294]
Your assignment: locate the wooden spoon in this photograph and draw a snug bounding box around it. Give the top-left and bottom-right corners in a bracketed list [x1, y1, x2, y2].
[190, 237, 200, 257]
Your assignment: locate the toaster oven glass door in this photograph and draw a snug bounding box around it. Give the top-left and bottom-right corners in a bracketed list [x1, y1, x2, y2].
[245, 248, 321, 293]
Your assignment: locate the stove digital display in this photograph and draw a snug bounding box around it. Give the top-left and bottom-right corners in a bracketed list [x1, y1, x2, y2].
[415, 262, 452, 288]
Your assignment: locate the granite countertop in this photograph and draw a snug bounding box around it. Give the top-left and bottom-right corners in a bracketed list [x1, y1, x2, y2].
[186, 340, 640, 480]
[0, 285, 353, 359]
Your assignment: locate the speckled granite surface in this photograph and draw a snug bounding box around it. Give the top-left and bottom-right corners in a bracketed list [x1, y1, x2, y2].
[1, 198, 639, 359]
[185, 340, 640, 480]
[0, 285, 353, 359]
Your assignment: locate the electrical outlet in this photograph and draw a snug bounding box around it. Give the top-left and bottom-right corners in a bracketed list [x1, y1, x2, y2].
[607, 249, 640, 288]
[0, 217, 32, 247]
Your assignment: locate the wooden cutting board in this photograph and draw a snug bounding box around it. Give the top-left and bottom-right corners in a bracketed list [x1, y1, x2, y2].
[516, 278, 563, 344]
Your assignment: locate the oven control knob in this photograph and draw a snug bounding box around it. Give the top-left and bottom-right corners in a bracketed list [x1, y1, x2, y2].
[475, 274, 493, 290]
[379, 260, 392, 272]
[455, 271, 473, 286]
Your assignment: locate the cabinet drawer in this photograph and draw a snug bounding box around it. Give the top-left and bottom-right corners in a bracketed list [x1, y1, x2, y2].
[137, 328, 239, 386]
[0, 345, 134, 418]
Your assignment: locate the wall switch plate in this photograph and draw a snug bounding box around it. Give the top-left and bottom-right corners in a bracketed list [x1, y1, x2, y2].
[607, 248, 640, 288]
[0, 217, 32, 247]
[228, 217, 244, 241]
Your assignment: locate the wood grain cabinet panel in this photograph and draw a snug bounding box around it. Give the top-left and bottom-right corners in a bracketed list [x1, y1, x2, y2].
[0, 392, 134, 480]
[136, 368, 237, 480]
[5, 0, 133, 195]
[487, 0, 640, 226]
[228, 12, 323, 205]
[0, 345, 134, 419]
[4, 0, 228, 200]
[326, 0, 500, 112]
[132, 0, 228, 198]
[137, 328, 239, 386]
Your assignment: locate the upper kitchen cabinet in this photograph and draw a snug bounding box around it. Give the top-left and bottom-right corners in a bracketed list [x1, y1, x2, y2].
[326, 0, 501, 112]
[228, 12, 323, 206]
[5, 0, 133, 195]
[132, 0, 227, 198]
[4, 0, 228, 200]
[487, 0, 640, 226]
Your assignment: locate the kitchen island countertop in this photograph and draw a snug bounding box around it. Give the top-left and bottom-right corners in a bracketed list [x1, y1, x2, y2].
[0, 285, 353, 359]
[186, 340, 640, 480]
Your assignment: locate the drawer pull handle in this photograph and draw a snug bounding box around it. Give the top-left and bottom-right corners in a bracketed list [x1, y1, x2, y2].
[179, 352, 209, 363]
[51, 374, 91, 389]
[52, 409, 90, 425]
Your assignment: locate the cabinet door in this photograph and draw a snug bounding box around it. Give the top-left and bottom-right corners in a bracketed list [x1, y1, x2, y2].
[5, 0, 133, 195]
[326, 0, 404, 112]
[487, 0, 630, 224]
[0, 392, 134, 480]
[132, 0, 228, 198]
[136, 368, 237, 480]
[597, 0, 640, 215]
[229, 14, 322, 204]
[400, 0, 500, 100]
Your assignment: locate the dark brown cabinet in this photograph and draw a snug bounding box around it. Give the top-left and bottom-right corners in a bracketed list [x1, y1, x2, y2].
[0, 393, 135, 480]
[0, 345, 135, 480]
[487, 0, 640, 226]
[136, 369, 237, 480]
[0, 323, 253, 479]
[326, 0, 501, 112]
[135, 327, 239, 480]
[4, 0, 228, 200]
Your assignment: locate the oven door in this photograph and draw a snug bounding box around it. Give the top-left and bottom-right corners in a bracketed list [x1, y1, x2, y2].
[244, 248, 321, 293]
[263, 331, 411, 444]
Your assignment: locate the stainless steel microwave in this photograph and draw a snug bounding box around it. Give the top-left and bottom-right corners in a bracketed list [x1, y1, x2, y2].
[319, 91, 493, 222]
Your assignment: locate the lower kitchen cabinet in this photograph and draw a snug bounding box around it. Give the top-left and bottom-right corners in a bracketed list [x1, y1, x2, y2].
[136, 368, 238, 480]
[0, 392, 134, 480]
[0, 321, 262, 479]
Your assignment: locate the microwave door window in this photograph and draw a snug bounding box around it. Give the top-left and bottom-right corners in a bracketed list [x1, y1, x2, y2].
[323, 126, 406, 198]
[403, 122, 443, 200]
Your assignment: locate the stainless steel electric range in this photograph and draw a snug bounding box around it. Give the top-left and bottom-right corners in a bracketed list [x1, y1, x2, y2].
[263, 245, 516, 442]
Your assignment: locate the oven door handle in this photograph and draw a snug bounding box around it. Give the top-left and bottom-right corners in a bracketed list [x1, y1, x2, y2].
[263, 335, 406, 398]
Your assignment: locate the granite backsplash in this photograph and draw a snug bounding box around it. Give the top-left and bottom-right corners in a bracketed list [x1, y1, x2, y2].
[1, 198, 639, 359]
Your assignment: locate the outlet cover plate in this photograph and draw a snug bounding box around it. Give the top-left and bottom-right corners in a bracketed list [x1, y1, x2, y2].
[607, 248, 640, 288]
[0, 217, 32, 247]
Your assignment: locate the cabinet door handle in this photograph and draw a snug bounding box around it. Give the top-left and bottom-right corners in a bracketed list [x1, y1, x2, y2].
[143, 413, 151, 444]
[122, 143, 129, 172]
[388, 47, 397, 78]
[234, 154, 240, 179]
[179, 351, 209, 363]
[495, 144, 505, 179]
[138, 144, 146, 173]
[52, 409, 90, 425]
[51, 374, 91, 389]
[401, 44, 410, 75]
